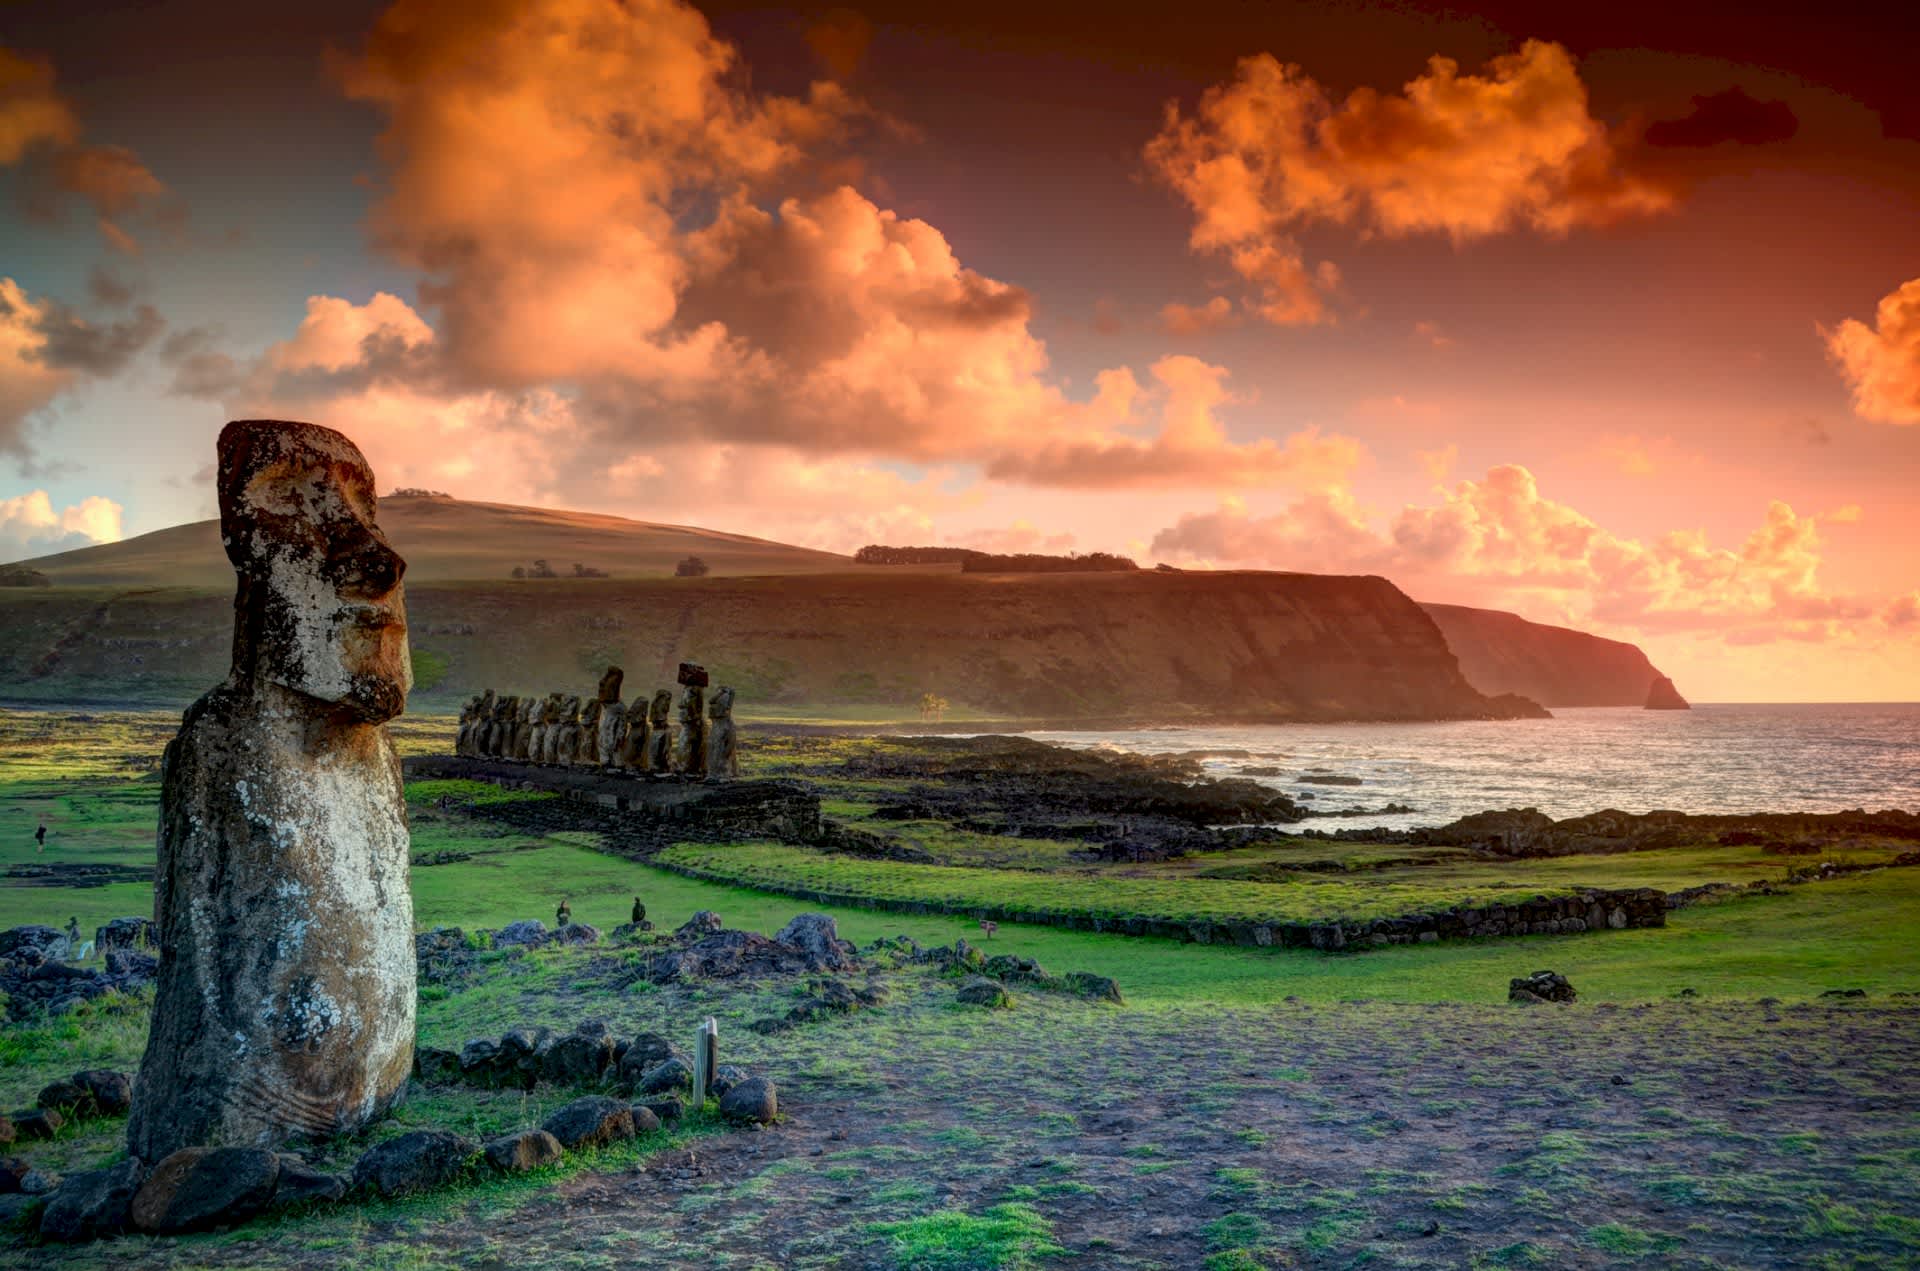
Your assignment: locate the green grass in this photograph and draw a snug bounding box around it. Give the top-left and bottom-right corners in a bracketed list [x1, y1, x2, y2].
[869, 1201, 1065, 1269]
[654, 841, 1596, 927]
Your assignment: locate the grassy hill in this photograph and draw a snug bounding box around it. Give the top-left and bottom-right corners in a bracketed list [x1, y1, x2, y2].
[20, 493, 852, 587]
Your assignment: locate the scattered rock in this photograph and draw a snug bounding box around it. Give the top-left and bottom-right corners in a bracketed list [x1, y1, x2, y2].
[543, 1096, 635, 1150]
[484, 1129, 564, 1173]
[1063, 972, 1125, 1004]
[37, 1078, 93, 1116]
[677, 910, 724, 938]
[629, 1104, 662, 1133]
[268, 1156, 348, 1209]
[543, 1029, 616, 1085]
[414, 1047, 461, 1084]
[12, 1107, 61, 1140]
[774, 913, 859, 973]
[637, 1057, 693, 1095]
[72, 1069, 131, 1116]
[1508, 971, 1575, 1004]
[0, 1157, 28, 1192]
[550, 922, 601, 946]
[618, 1033, 677, 1084]
[641, 1096, 684, 1125]
[1820, 988, 1868, 999]
[352, 1130, 475, 1198]
[711, 1064, 749, 1097]
[718, 1077, 778, 1125]
[37, 1158, 146, 1242]
[956, 976, 1013, 1008]
[493, 919, 550, 948]
[20, 1169, 58, 1194]
[130, 1147, 280, 1235]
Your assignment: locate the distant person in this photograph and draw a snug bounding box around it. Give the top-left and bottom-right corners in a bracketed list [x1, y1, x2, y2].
[631, 896, 646, 925]
[556, 898, 572, 928]
[35, 821, 46, 852]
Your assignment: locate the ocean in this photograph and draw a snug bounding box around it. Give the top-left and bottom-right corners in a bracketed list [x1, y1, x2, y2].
[1020, 703, 1920, 830]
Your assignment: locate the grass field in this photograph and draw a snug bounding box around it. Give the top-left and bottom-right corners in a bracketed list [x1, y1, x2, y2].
[5, 710, 1920, 1267]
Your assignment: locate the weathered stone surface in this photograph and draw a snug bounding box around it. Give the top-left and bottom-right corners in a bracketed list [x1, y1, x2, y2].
[645, 690, 673, 771]
[352, 1130, 474, 1197]
[37, 1078, 92, 1116]
[597, 700, 627, 768]
[268, 1155, 348, 1209]
[718, 1077, 777, 1124]
[706, 686, 738, 779]
[37, 1158, 145, 1242]
[128, 421, 416, 1164]
[637, 1057, 693, 1095]
[550, 922, 601, 946]
[956, 976, 1013, 1008]
[131, 1146, 280, 1234]
[494, 919, 549, 947]
[542, 1096, 635, 1149]
[640, 1096, 684, 1124]
[542, 1030, 615, 1085]
[597, 665, 625, 703]
[1509, 970, 1576, 1004]
[13, 1107, 60, 1139]
[484, 1129, 564, 1173]
[72, 1069, 132, 1116]
[617, 1034, 676, 1085]
[1063, 972, 1125, 1004]
[414, 1047, 461, 1084]
[92, 917, 154, 956]
[774, 913, 858, 973]
[677, 910, 724, 939]
[675, 684, 707, 776]
[629, 1104, 662, 1133]
[0, 1156, 28, 1192]
[20, 1168, 58, 1194]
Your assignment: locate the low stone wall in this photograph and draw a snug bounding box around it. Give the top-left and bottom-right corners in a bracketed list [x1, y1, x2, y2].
[404, 756, 821, 850]
[647, 857, 1669, 951]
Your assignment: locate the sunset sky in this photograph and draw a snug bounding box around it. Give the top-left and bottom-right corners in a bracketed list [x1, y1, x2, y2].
[3, 0, 1918, 701]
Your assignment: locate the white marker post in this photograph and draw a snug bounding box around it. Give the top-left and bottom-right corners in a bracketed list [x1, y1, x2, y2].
[692, 1017, 718, 1109]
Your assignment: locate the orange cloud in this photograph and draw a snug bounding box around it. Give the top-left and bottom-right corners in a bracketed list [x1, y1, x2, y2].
[1825, 277, 1920, 424]
[220, 0, 1367, 494]
[1145, 40, 1673, 324]
[1153, 464, 1904, 648]
[0, 279, 75, 453]
[0, 47, 79, 163]
[1160, 296, 1239, 335]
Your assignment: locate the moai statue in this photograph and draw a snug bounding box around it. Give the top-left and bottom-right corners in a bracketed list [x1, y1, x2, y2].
[489, 694, 518, 757]
[475, 689, 499, 755]
[580, 699, 603, 766]
[511, 696, 536, 760]
[599, 699, 628, 769]
[455, 694, 482, 756]
[461, 690, 493, 756]
[127, 420, 415, 1164]
[554, 695, 583, 764]
[675, 663, 709, 777]
[706, 686, 739, 779]
[533, 693, 563, 763]
[597, 665, 625, 704]
[644, 689, 673, 772]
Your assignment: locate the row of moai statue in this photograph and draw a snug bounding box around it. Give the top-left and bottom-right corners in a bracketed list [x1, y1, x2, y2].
[454, 663, 738, 779]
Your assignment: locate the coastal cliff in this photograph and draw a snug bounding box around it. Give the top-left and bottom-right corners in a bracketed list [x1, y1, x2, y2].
[1421, 602, 1681, 708]
[3, 498, 1540, 722]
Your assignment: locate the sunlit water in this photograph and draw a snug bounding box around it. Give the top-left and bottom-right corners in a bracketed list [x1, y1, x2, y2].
[1008, 704, 1920, 830]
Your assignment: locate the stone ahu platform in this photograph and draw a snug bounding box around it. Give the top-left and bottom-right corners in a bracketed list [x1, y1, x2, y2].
[403, 756, 822, 853]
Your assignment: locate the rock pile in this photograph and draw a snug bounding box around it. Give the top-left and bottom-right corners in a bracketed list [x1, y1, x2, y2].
[1509, 971, 1577, 1004]
[0, 929, 156, 1020]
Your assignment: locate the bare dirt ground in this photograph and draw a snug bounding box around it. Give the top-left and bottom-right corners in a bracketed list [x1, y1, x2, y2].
[27, 984, 1917, 1271]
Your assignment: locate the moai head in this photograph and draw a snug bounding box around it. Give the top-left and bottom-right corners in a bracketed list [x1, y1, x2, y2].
[649, 689, 673, 726]
[218, 420, 409, 722]
[477, 688, 497, 719]
[564, 695, 582, 723]
[709, 686, 734, 719]
[597, 666, 624, 703]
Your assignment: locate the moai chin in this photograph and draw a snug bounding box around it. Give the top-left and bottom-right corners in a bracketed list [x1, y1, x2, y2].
[706, 685, 739, 779]
[127, 420, 416, 1163]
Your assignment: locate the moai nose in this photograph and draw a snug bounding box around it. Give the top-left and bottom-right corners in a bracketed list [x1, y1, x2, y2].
[330, 524, 407, 596]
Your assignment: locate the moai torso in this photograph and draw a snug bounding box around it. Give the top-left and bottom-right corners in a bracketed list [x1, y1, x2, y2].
[599, 700, 628, 768]
[645, 690, 673, 772]
[676, 686, 708, 777]
[706, 686, 739, 779]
